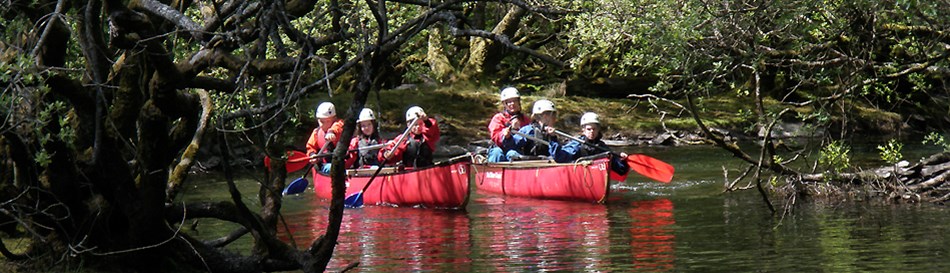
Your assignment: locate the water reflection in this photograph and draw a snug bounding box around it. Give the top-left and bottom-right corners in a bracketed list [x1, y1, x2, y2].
[276, 195, 681, 272]
[472, 197, 611, 271]
[283, 198, 471, 272]
[629, 198, 675, 271]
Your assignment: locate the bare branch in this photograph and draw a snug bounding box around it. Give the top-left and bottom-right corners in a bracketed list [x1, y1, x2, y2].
[134, 0, 203, 41]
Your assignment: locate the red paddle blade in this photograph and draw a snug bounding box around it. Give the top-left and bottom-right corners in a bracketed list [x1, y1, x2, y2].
[285, 151, 310, 173]
[264, 151, 311, 173]
[625, 154, 674, 183]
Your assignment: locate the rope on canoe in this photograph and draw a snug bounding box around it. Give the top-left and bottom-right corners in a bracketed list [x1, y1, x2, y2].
[573, 159, 594, 189]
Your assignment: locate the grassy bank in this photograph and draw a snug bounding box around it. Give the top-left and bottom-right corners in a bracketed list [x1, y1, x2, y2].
[294, 82, 907, 147]
[295, 82, 729, 145]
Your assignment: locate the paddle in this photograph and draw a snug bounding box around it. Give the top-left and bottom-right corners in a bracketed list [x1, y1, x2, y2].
[264, 150, 311, 173]
[552, 129, 674, 183]
[344, 116, 419, 208]
[282, 142, 389, 195]
[287, 143, 387, 163]
[282, 164, 313, 195]
[282, 143, 331, 195]
[512, 130, 554, 147]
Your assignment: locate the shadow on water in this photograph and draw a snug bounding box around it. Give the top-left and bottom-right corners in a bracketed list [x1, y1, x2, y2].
[182, 142, 950, 272]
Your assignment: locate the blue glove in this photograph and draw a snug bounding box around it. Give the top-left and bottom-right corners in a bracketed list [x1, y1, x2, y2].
[320, 164, 332, 174]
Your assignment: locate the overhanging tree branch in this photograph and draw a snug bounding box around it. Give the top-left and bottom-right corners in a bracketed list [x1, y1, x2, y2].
[134, 0, 204, 41]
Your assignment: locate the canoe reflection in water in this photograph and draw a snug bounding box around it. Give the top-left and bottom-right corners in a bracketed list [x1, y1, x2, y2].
[277, 197, 676, 272]
[473, 197, 611, 271]
[630, 198, 675, 271]
[283, 199, 472, 272]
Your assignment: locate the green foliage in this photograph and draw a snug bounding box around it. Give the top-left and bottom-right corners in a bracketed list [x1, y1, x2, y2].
[555, 0, 950, 141]
[772, 154, 784, 164]
[876, 139, 903, 164]
[563, 0, 703, 78]
[819, 140, 851, 173]
[922, 132, 950, 151]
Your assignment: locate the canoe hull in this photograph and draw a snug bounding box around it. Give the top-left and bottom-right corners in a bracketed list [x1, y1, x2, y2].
[472, 156, 611, 203]
[313, 158, 471, 209]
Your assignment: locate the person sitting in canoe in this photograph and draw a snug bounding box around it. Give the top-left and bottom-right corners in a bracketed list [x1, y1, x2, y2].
[344, 108, 384, 169]
[512, 99, 571, 162]
[306, 102, 344, 173]
[562, 112, 631, 177]
[487, 87, 532, 162]
[378, 106, 441, 168]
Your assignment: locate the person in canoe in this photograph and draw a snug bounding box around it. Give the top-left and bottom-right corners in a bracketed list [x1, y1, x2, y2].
[344, 108, 385, 169]
[378, 106, 441, 168]
[487, 87, 532, 162]
[306, 102, 344, 173]
[561, 112, 631, 177]
[512, 99, 571, 162]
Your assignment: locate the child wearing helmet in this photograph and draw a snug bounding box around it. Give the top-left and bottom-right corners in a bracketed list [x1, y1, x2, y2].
[510, 99, 571, 162]
[306, 102, 345, 173]
[486, 87, 532, 162]
[562, 112, 630, 177]
[378, 106, 441, 168]
[344, 108, 385, 169]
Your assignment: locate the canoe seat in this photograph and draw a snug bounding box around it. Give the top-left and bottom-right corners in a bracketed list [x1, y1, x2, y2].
[346, 167, 399, 176]
[510, 155, 551, 161]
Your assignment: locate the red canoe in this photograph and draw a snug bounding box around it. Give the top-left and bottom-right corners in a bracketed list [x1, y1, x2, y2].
[313, 156, 472, 209]
[471, 154, 614, 203]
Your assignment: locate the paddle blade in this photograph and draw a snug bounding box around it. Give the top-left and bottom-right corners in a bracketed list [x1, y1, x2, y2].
[285, 151, 310, 173]
[343, 192, 364, 208]
[282, 177, 309, 195]
[625, 154, 674, 183]
[265, 151, 311, 173]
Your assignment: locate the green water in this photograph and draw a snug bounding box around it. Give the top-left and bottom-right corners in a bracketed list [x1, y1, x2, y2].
[180, 142, 950, 272]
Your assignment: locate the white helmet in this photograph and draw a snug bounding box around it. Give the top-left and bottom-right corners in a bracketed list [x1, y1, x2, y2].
[405, 106, 426, 121]
[500, 87, 520, 101]
[357, 108, 375, 122]
[580, 112, 600, 126]
[532, 99, 555, 115]
[315, 102, 336, 118]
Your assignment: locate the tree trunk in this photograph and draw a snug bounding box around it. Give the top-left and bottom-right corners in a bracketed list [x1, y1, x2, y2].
[427, 27, 456, 82]
[464, 5, 526, 78]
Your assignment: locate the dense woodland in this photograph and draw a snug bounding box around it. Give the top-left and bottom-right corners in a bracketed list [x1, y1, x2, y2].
[1, 0, 950, 272]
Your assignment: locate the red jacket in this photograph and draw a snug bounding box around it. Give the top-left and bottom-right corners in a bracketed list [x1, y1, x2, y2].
[378, 117, 440, 165]
[488, 111, 531, 147]
[306, 119, 344, 156]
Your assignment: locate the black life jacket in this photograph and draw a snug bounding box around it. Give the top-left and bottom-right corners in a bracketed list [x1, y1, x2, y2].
[577, 135, 608, 158]
[403, 134, 433, 167]
[356, 137, 381, 167]
[523, 124, 558, 156]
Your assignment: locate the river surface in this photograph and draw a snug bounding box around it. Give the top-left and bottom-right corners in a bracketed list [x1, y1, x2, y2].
[182, 142, 950, 272]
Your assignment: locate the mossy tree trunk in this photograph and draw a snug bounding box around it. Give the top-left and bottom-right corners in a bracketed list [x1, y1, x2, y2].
[464, 5, 527, 78]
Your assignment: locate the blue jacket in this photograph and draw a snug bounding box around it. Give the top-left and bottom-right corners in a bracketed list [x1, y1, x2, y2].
[513, 123, 572, 162]
[562, 135, 630, 175]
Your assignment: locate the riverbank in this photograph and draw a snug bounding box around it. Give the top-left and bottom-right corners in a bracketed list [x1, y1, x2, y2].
[294, 82, 734, 148]
[195, 81, 914, 171]
[294, 82, 907, 148]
